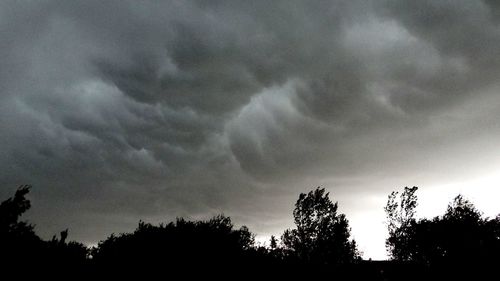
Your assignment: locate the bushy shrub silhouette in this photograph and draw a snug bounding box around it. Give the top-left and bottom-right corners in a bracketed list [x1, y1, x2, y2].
[91, 214, 256, 275]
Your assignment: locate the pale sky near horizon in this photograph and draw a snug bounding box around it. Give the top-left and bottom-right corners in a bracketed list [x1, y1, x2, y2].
[2, 0, 500, 260]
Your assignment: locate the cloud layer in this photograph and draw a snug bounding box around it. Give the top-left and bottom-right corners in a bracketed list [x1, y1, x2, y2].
[2, 0, 500, 258]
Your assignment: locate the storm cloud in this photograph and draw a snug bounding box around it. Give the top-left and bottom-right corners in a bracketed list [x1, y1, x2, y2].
[2, 0, 500, 258]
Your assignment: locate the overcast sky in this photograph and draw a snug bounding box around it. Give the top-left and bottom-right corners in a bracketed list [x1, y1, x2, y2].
[2, 0, 500, 259]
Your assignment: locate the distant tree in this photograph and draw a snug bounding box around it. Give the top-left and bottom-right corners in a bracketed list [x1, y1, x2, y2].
[385, 186, 418, 261]
[444, 194, 481, 222]
[270, 235, 278, 250]
[281, 187, 358, 265]
[45, 229, 89, 274]
[237, 225, 255, 250]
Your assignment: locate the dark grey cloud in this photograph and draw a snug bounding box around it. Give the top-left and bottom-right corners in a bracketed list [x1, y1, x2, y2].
[2, 0, 500, 258]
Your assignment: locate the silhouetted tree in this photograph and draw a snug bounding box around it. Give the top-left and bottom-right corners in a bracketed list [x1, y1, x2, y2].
[0, 185, 88, 275]
[281, 187, 359, 265]
[6, 182, 500, 279]
[91, 214, 257, 276]
[385, 186, 418, 261]
[0, 185, 36, 237]
[385, 187, 500, 274]
[0, 185, 45, 266]
[438, 195, 485, 263]
[47, 228, 88, 270]
[270, 235, 278, 250]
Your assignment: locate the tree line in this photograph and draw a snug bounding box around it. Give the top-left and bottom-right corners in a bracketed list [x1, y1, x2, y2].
[1, 184, 499, 279]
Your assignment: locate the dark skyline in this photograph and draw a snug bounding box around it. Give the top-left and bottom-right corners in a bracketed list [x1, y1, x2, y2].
[2, 0, 500, 259]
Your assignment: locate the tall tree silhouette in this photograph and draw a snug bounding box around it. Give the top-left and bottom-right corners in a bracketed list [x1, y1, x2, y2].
[281, 187, 359, 265]
[385, 186, 418, 261]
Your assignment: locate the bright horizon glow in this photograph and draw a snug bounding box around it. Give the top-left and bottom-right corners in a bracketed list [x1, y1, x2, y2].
[252, 168, 500, 261]
[354, 169, 500, 260]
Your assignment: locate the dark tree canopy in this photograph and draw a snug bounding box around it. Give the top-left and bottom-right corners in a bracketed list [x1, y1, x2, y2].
[0, 185, 43, 263]
[281, 187, 359, 265]
[0, 185, 35, 237]
[385, 186, 418, 261]
[91, 214, 257, 274]
[2, 183, 500, 279]
[385, 187, 500, 271]
[444, 194, 482, 222]
[0, 185, 88, 275]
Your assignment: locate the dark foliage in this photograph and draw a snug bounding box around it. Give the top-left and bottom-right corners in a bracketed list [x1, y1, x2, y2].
[0, 185, 42, 263]
[385, 186, 418, 261]
[0, 185, 88, 276]
[385, 187, 500, 279]
[281, 187, 359, 265]
[2, 184, 500, 280]
[90, 215, 257, 276]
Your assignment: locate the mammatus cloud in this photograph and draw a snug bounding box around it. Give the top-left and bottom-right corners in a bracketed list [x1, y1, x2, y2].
[1, 0, 500, 258]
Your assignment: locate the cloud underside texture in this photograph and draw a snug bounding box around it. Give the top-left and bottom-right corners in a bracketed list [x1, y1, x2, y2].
[1, 0, 500, 255]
